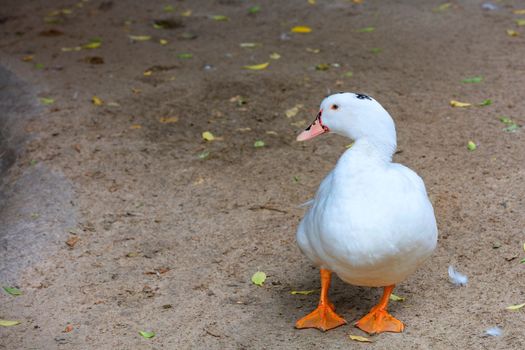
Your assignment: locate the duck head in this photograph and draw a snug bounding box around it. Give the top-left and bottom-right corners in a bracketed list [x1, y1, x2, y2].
[297, 92, 397, 153]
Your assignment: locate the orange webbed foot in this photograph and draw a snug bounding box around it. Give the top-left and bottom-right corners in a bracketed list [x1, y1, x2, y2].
[295, 303, 347, 332]
[355, 308, 404, 334]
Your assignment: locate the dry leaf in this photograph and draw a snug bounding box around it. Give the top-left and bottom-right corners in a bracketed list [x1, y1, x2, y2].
[349, 335, 373, 342]
[506, 29, 519, 37]
[129, 35, 152, 41]
[291, 26, 312, 33]
[66, 236, 80, 247]
[450, 100, 471, 108]
[513, 9, 525, 15]
[290, 290, 316, 295]
[389, 293, 406, 301]
[143, 70, 153, 76]
[285, 104, 303, 118]
[506, 303, 525, 311]
[243, 62, 269, 70]
[159, 117, 179, 123]
[130, 124, 142, 129]
[92, 96, 103, 106]
[181, 10, 192, 17]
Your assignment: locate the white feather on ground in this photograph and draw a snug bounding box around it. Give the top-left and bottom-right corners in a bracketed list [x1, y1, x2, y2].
[297, 199, 314, 208]
[448, 265, 468, 286]
[485, 326, 502, 337]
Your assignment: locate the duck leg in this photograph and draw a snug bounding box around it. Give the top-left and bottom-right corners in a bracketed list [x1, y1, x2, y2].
[355, 285, 405, 334]
[295, 269, 347, 331]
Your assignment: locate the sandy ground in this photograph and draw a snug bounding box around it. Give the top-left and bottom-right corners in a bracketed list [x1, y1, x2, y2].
[1, 0, 525, 349]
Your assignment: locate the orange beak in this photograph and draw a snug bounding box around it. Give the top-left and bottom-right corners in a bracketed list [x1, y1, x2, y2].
[296, 110, 329, 141]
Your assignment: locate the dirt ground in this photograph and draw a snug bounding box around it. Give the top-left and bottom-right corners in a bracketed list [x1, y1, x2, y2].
[1, 0, 525, 349]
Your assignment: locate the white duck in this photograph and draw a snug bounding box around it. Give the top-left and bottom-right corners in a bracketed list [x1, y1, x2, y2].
[295, 92, 438, 334]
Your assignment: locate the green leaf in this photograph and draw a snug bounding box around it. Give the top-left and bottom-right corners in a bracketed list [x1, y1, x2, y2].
[139, 330, 155, 339]
[197, 150, 209, 159]
[292, 176, 300, 183]
[291, 290, 316, 295]
[0, 320, 21, 327]
[370, 48, 382, 54]
[520, 258, 525, 264]
[35, 63, 45, 69]
[177, 53, 193, 59]
[500, 116, 513, 124]
[163, 4, 175, 12]
[358, 27, 375, 33]
[248, 5, 261, 14]
[467, 140, 477, 151]
[504, 124, 520, 132]
[343, 71, 353, 78]
[39, 97, 55, 105]
[3, 286, 22, 296]
[315, 63, 330, 71]
[251, 271, 266, 286]
[479, 99, 492, 106]
[211, 15, 229, 21]
[253, 140, 265, 148]
[506, 303, 525, 311]
[461, 76, 483, 83]
[389, 293, 405, 302]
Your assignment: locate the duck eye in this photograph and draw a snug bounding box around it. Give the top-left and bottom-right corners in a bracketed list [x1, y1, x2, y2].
[331, 104, 339, 110]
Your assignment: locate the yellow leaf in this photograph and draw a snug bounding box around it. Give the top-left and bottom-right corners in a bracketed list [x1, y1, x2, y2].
[159, 39, 168, 45]
[516, 19, 525, 27]
[143, 70, 152, 76]
[83, 41, 101, 49]
[202, 131, 215, 141]
[285, 104, 303, 118]
[0, 320, 21, 327]
[269, 52, 281, 60]
[308, 0, 316, 4]
[523, 242, 525, 252]
[291, 290, 316, 295]
[181, 10, 192, 17]
[513, 9, 525, 15]
[306, 47, 320, 53]
[130, 124, 142, 129]
[506, 303, 525, 311]
[243, 62, 269, 70]
[129, 35, 151, 41]
[506, 29, 519, 37]
[159, 117, 179, 123]
[291, 26, 312, 33]
[450, 100, 471, 108]
[389, 293, 406, 302]
[349, 335, 373, 342]
[251, 271, 266, 286]
[92, 96, 103, 106]
[21, 55, 34, 62]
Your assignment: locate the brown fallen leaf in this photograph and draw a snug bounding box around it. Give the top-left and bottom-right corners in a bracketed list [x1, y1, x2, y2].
[66, 236, 79, 247]
[39, 29, 64, 37]
[64, 324, 74, 333]
[73, 144, 81, 153]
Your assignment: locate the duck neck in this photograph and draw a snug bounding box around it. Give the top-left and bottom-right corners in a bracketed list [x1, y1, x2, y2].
[345, 137, 397, 165]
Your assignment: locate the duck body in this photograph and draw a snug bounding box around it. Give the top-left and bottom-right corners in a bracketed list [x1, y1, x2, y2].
[297, 139, 437, 287]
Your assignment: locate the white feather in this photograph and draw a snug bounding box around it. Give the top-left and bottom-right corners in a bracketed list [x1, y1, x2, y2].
[485, 326, 502, 337]
[448, 265, 468, 286]
[297, 199, 314, 208]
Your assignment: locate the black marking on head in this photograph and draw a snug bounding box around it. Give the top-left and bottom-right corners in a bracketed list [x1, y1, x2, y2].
[355, 93, 371, 100]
